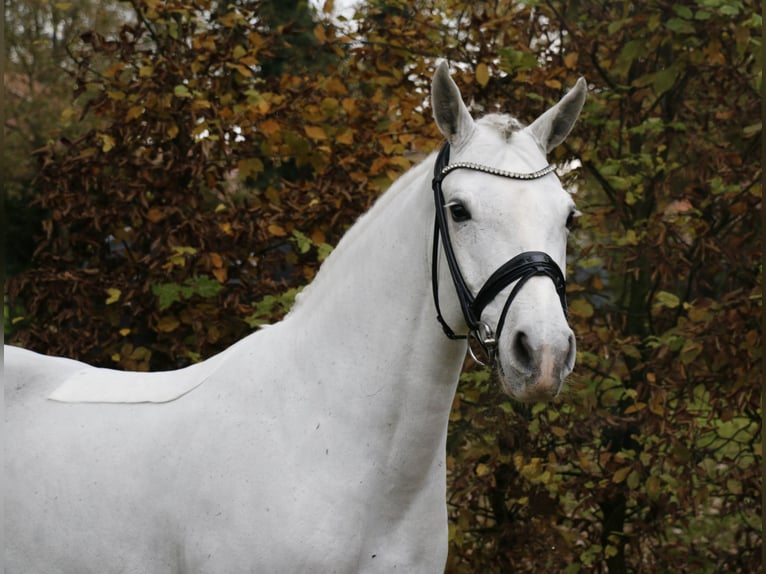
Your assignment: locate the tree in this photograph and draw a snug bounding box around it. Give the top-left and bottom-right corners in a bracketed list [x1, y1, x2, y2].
[4, 0, 129, 277]
[6, 0, 761, 571]
[441, 1, 761, 571]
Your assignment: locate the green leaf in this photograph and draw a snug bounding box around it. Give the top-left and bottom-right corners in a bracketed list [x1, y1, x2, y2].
[174, 84, 192, 98]
[152, 283, 182, 311]
[569, 298, 594, 318]
[664, 18, 695, 34]
[317, 243, 333, 261]
[612, 466, 632, 484]
[498, 47, 538, 73]
[151, 276, 223, 310]
[237, 157, 264, 179]
[655, 291, 680, 309]
[183, 276, 224, 298]
[292, 230, 312, 254]
[651, 67, 679, 95]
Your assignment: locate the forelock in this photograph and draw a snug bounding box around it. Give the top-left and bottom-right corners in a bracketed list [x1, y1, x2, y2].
[476, 114, 525, 141]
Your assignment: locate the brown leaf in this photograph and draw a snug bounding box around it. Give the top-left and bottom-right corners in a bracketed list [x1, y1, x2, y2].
[156, 316, 180, 333]
[146, 207, 165, 223]
[475, 63, 490, 87]
[304, 125, 327, 141]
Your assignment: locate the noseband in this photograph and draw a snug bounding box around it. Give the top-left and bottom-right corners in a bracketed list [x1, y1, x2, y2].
[431, 142, 568, 365]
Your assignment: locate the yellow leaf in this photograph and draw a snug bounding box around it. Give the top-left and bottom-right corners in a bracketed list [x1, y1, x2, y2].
[624, 402, 647, 414]
[167, 123, 179, 139]
[210, 252, 223, 268]
[341, 98, 356, 114]
[563, 52, 579, 69]
[232, 45, 246, 60]
[304, 125, 327, 141]
[130, 346, 151, 360]
[156, 316, 180, 333]
[475, 463, 491, 477]
[126, 105, 144, 121]
[325, 77, 348, 95]
[139, 65, 154, 77]
[100, 134, 116, 153]
[268, 224, 287, 237]
[545, 79, 562, 89]
[336, 129, 354, 145]
[226, 63, 252, 77]
[475, 62, 490, 87]
[119, 328, 131, 337]
[212, 268, 227, 283]
[569, 298, 594, 318]
[106, 90, 126, 100]
[387, 156, 411, 169]
[612, 466, 632, 484]
[649, 393, 665, 415]
[105, 288, 121, 305]
[219, 222, 233, 236]
[314, 24, 327, 43]
[191, 99, 212, 111]
[265, 188, 280, 203]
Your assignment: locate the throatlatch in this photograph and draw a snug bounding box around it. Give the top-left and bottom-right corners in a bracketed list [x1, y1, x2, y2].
[430, 142, 568, 365]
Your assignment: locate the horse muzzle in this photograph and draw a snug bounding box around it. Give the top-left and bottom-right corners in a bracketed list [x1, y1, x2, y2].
[497, 324, 576, 402]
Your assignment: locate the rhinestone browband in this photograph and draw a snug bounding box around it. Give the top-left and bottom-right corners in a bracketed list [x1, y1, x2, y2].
[438, 162, 556, 181]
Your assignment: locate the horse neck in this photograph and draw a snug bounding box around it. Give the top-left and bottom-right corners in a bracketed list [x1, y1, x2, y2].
[281, 156, 467, 465]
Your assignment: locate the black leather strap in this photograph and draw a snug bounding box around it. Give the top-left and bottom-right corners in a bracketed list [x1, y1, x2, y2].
[472, 251, 567, 321]
[432, 143, 475, 339]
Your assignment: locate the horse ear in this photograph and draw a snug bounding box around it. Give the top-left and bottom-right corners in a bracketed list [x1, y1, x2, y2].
[527, 77, 587, 153]
[432, 61, 475, 145]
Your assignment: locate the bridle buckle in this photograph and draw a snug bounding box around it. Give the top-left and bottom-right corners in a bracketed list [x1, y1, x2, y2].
[467, 322, 496, 367]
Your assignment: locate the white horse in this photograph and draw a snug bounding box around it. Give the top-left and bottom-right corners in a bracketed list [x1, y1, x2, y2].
[5, 63, 586, 573]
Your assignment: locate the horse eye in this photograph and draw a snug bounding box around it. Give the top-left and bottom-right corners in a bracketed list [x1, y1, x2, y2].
[448, 202, 471, 223]
[566, 210, 580, 230]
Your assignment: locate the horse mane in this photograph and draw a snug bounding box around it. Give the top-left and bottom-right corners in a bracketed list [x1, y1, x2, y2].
[288, 157, 434, 316]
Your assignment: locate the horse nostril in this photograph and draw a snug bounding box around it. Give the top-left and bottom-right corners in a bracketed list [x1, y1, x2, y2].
[513, 331, 533, 371]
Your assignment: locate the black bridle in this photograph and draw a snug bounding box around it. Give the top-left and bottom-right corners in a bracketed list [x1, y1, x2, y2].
[431, 142, 568, 365]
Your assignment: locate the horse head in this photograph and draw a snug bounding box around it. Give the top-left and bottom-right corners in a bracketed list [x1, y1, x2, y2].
[431, 62, 586, 402]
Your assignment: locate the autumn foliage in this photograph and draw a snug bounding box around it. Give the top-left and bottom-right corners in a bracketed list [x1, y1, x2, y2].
[6, 0, 761, 572]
